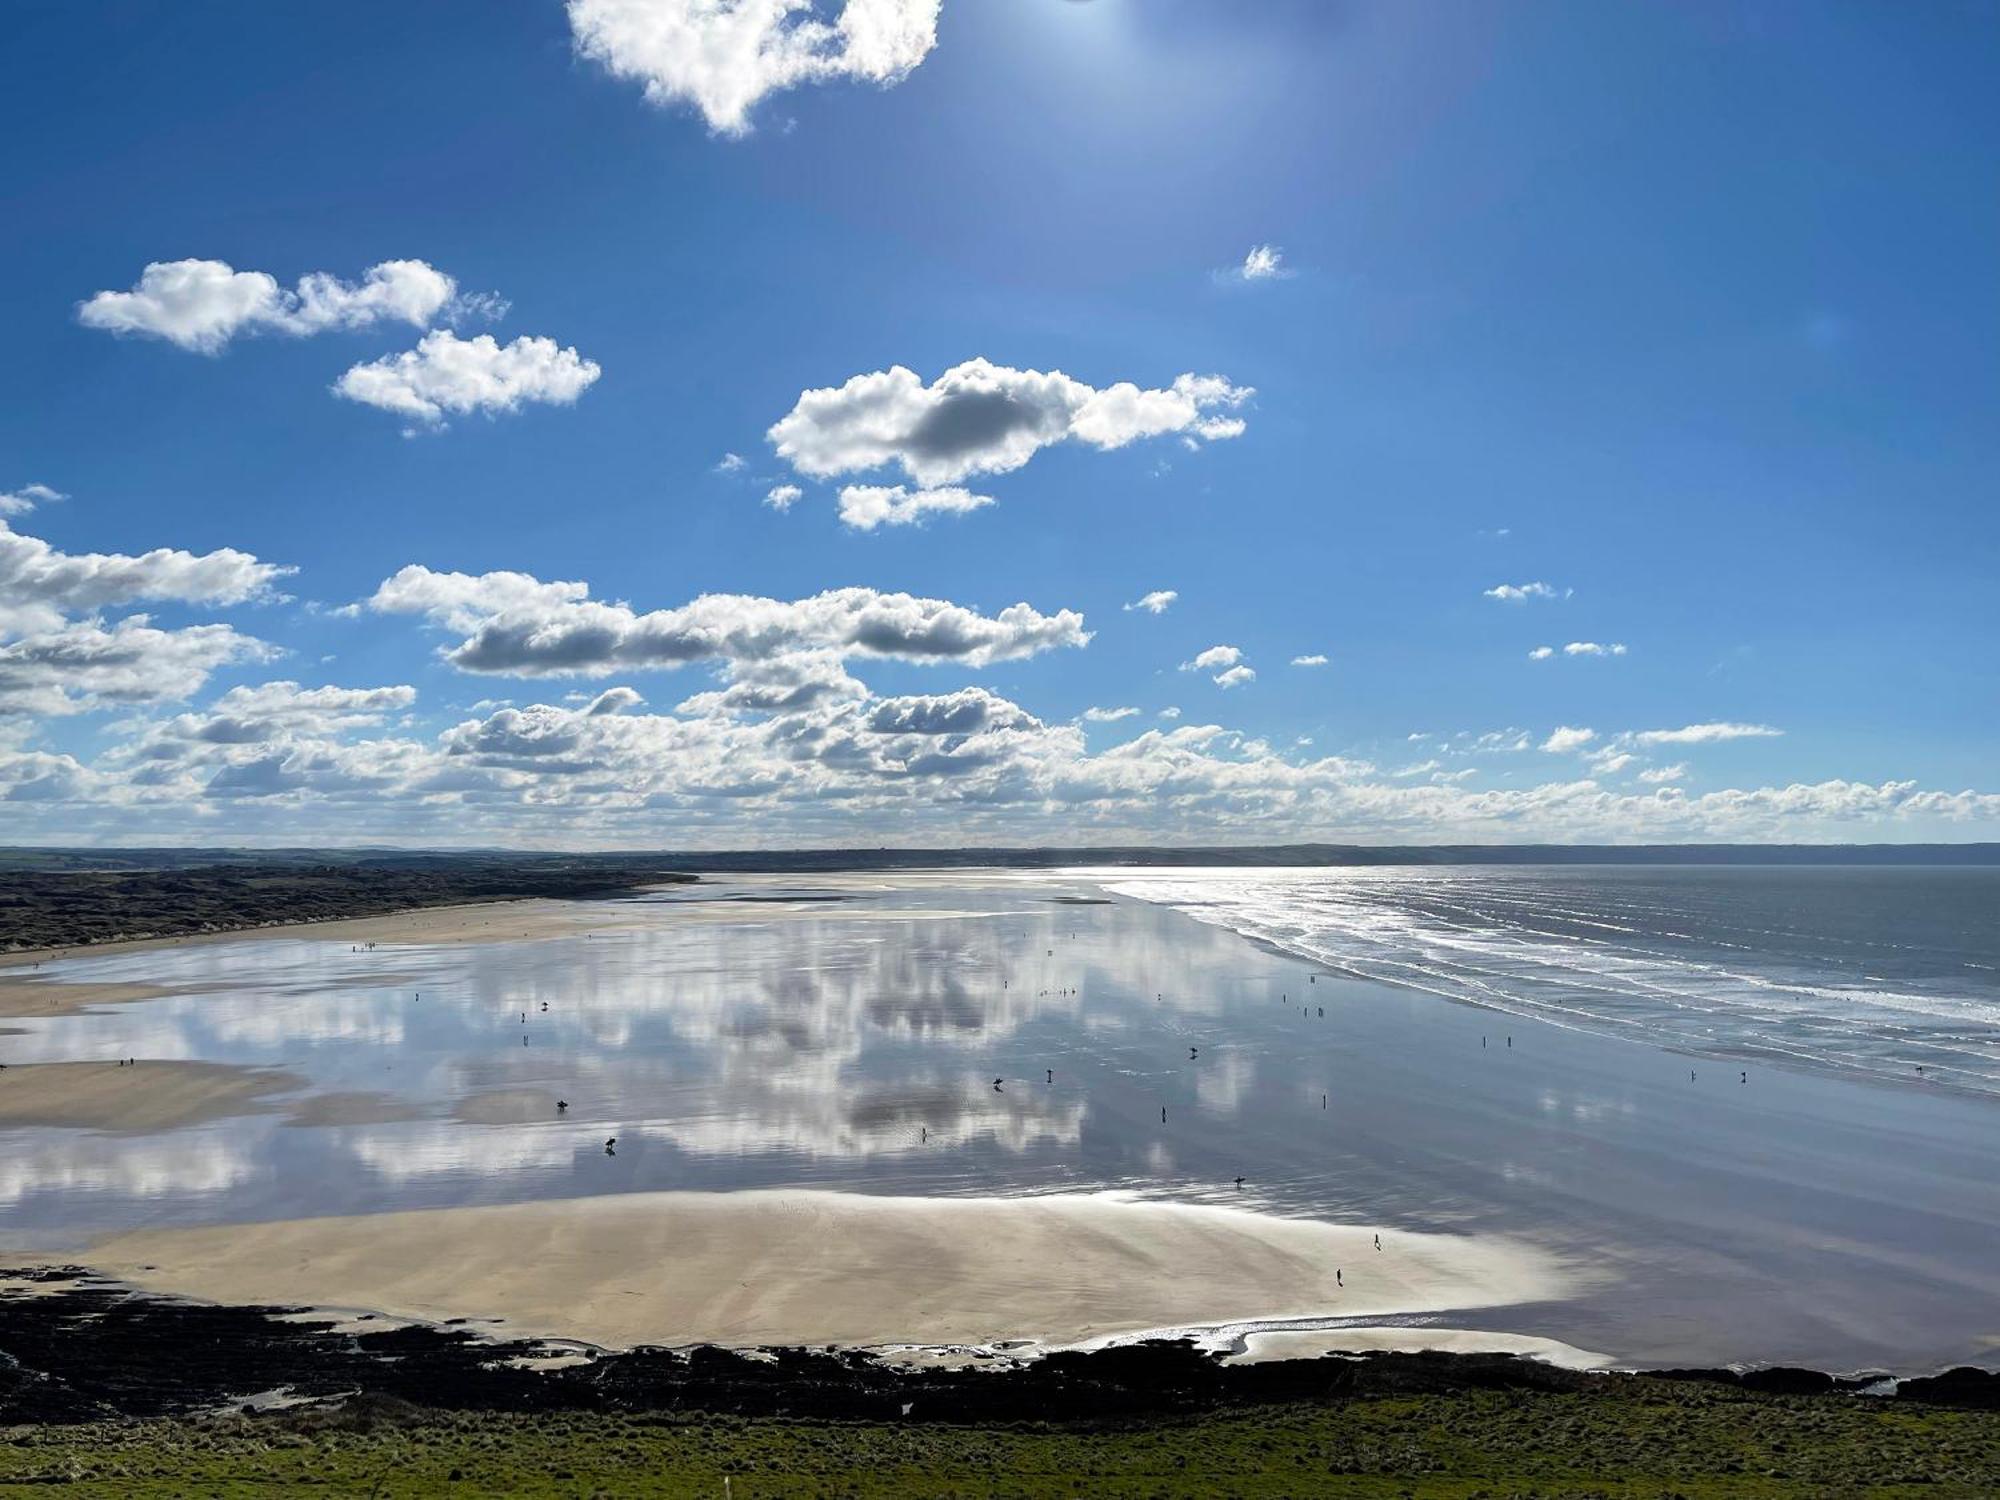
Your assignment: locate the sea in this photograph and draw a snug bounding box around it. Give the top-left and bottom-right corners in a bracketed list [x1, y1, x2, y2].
[1086, 865, 2000, 1099]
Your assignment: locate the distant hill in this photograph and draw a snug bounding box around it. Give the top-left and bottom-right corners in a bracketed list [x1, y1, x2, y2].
[2, 842, 1995, 874]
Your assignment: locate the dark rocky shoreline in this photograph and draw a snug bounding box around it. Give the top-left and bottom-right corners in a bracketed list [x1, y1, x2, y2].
[4, 1269, 1994, 1426]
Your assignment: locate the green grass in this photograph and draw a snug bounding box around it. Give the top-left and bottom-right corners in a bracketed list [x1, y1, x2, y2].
[4, 1385, 1997, 1498]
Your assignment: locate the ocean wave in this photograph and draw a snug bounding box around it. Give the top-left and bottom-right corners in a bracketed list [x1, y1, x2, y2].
[1086, 867, 2000, 1099]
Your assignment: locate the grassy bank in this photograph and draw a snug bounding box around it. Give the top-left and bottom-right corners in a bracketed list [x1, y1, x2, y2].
[5, 1386, 1998, 1498]
[0, 858, 694, 951]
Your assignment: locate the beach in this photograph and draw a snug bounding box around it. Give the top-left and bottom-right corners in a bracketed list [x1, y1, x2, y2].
[3, 870, 1997, 1373]
[89, 1189, 1567, 1352]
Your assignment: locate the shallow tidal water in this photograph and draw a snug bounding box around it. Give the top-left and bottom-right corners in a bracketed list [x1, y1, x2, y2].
[2, 869, 1997, 1372]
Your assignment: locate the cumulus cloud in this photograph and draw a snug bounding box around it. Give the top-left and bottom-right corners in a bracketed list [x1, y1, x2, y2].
[1528, 646, 1555, 660]
[1213, 664, 1256, 689]
[0, 617, 277, 718]
[77, 258, 468, 353]
[334, 331, 601, 428]
[366, 565, 1090, 678]
[1484, 581, 1566, 602]
[768, 358, 1253, 486]
[0, 518, 292, 636]
[1639, 763, 1688, 783]
[15, 664, 1998, 847]
[764, 484, 803, 511]
[1542, 725, 1597, 754]
[1633, 722, 1782, 745]
[568, 0, 941, 137]
[1291, 653, 1328, 667]
[1182, 645, 1241, 673]
[1082, 706, 1140, 722]
[138, 681, 417, 749]
[0, 483, 64, 516]
[836, 484, 994, 530]
[1124, 589, 1178, 615]
[1158, 706, 1181, 720]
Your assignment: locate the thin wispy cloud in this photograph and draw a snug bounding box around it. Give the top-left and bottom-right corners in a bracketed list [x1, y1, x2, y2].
[1531, 641, 1627, 659]
[1541, 726, 1596, 753]
[1225, 243, 1293, 283]
[1485, 581, 1567, 602]
[1634, 722, 1782, 745]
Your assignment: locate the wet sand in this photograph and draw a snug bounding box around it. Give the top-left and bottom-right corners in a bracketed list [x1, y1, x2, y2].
[87, 1189, 1569, 1353]
[0, 975, 182, 1020]
[0, 1060, 305, 1133]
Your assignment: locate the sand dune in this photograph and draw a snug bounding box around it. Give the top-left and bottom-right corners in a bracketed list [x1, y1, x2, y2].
[88, 1189, 1571, 1352]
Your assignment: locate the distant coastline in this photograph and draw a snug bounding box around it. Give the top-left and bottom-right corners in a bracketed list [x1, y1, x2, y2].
[0, 860, 694, 954]
[3, 840, 1997, 876]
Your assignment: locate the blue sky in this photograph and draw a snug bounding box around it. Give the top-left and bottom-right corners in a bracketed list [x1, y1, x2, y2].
[1, 0, 1995, 846]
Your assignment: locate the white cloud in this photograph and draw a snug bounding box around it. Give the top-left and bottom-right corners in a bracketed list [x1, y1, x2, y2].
[78, 258, 466, 354]
[1291, 653, 1328, 667]
[334, 331, 601, 427]
[1633, 722, 1783, 745]
[1589, 751, 1635, 775]
[836, 484, 994, 531]
[147, 681, 417, 745]
[25, 674, 1992, 846]
[1541, 725, 1596, 754]
[1124, 589, 1178, 615]
[1213, 664, 1256, 689]
[1158, 706, 1181, 720]
[716, 452, 748, 473]
[1232, 244, 1292, 282]
[1484, 581, 1566, 602]
[1528, 646, 1555, 660]
[1181, 645, 1241, 673]
[1082, 706, 1139, 723]
[764, 483, 803, 511]
[1563, 641, 1627, 657]
[366, 565, 1091, 677]
[0, 617, 277, 718]
[568, 0, 941, 137]
[768, 359, 1252, 486]
[1638, 763, 1687, 784]
[0, 517, 292, 636]
[0, 483, 64, 516]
